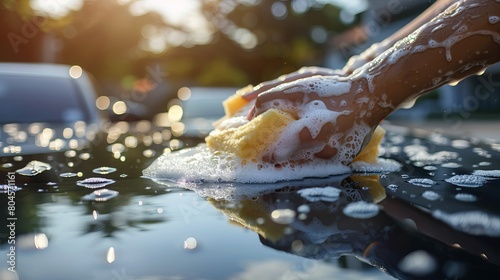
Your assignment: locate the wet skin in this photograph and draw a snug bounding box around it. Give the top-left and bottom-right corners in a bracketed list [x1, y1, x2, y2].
[243, 0, 500, 165]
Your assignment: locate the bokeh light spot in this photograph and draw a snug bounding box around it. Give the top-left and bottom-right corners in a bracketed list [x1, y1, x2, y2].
[69, 65, 83, 79]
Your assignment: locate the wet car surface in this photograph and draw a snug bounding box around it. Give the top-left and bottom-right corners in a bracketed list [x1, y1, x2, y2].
[1, 118, 500, 280]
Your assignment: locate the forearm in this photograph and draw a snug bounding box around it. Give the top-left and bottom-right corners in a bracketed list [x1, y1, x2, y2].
[343, 0, 479, 74]
[353, 0, 500, 125]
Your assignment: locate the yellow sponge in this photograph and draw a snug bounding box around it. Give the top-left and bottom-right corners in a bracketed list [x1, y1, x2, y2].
[207, 90, 385, 164]
[351, 174, 387, 203]
[210, 198, 287, 242]
[353, 126, 385, 163]
[222, 85, 252, 117]
[206, 109, 296, 163]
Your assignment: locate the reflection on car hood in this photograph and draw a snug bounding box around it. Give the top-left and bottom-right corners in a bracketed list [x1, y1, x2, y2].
[1, 122, 102, 156]
[1, 122, 500, 280]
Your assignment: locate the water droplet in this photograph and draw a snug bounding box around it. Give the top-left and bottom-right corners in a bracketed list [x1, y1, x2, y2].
[422, 190, 441, 201]
[143, 149, 156, 158]
[64, 150, 76, 158]
[77, 177, 115, 189]
[408, 178, 436, 187]
[0, 184, 22, 193]
[297, 204, 310, 213]
[82, 188, 119, 202]
[291, 239, 303, 252]
[271, 209, 296, 224]
[92, 166, 117, 175]
[256, 217, 265, 225]
[34, 233, 49, 250]
[60, 172, 77, 178]
[2, 163, 13, 168]
[16, 160, 51, 176]
[79, 153, 91, 160]
[343, 201, 380, 219]
[184, 237, 198, 250]
[297, 186, 341, 202]
[423, 166, 437, 171]
[106, 247, 115, 263]
[387, 184, 398, 191]
[445, 174, 487, 187]
[451, 139, 470, 149]
[398, 250, 437, 276]
[298, 213, 307, 220]
[441, 162, 462, 168]
[455, 193, 477, 202]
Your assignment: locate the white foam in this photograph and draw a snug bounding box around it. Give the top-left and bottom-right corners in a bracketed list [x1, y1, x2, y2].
[143, 141, 403, 184]
[489, 16, 500, 24]
[445, 174, 487, 187]
[342, 201, 380, 219]
[350, 158, 401, 173]
[432, 210, 500, 237]
[408, 178, 436, 187]
[297, 186, 341, 202]
[422, 190, 441, 201]
[472, 170, 500, 178]
[142, 144, 351, 183]
[217, 116, 248, 129]
[403, 144, 458, 164]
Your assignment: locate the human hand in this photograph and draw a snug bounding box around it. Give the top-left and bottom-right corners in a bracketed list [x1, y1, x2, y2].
[247, 74, 383, 166]
[241, 66, 344, 101]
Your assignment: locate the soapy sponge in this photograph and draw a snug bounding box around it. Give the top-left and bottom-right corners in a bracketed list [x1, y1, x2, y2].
[353, 126, 385, 163]
[206, 109, 296, 163]
[206, 91, 385, 164]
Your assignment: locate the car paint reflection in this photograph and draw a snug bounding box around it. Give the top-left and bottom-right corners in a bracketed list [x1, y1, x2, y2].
[1, 121, 500, 279]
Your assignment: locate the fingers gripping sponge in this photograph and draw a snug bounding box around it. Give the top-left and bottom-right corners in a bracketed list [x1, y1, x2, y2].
[206, 91, 385, 164]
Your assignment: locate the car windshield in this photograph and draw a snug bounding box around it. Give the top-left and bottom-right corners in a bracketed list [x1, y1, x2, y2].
[0, 74, 89, 124]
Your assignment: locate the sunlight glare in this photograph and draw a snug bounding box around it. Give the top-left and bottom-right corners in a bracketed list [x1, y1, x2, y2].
[30, 0, 84, 18]
[128, 0, 213, 52]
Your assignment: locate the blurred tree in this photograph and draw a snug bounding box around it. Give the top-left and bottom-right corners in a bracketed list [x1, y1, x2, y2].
[0, 0, 355, 103]
[161, 0, 355, 86]
[0, 0, 167, 82]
